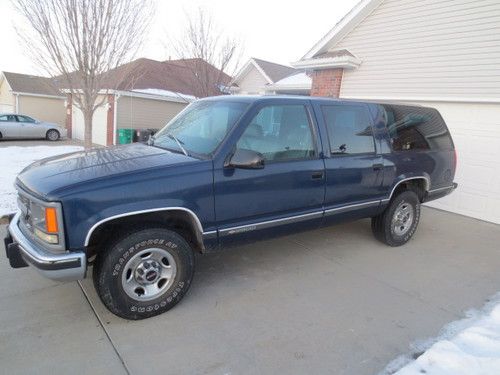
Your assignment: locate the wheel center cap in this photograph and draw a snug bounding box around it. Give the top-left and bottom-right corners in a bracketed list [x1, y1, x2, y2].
[134, 260, 161, 285]
[145, 270, 158, 282]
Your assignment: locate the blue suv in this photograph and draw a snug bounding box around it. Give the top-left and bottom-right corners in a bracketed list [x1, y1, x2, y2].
[4, 96, 457, 319]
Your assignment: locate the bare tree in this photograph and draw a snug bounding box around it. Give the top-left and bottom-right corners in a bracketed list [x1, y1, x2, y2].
[168, 8, 243, 98]
[12, 0, 154, 148]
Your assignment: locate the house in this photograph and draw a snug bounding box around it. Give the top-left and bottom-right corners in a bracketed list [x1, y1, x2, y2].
[0, 71, 66, 126]
[231, 58, 309, 95]
[67, 58, 231, 146]
[292, 0, 500, 224]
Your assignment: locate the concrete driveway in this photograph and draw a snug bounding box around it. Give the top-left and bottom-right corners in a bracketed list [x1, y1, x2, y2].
[1, 207, 500, 375]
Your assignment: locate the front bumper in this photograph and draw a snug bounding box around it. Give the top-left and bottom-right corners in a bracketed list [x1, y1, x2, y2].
[4, 212, 86, 281]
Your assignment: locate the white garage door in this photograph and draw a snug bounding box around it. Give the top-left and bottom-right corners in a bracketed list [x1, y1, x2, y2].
[72, 105, 108, 146]
[413, 101, 500, 224]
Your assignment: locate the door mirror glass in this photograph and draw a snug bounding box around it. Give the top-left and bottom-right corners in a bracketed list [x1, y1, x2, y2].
[227, 148, 265, 169]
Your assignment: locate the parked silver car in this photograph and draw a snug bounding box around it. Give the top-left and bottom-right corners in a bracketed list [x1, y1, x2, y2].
[0, 113, 67, 141]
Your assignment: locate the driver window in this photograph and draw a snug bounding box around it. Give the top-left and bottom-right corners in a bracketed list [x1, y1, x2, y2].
[237, 105, 315, 162]
[16, 115, 36, 123]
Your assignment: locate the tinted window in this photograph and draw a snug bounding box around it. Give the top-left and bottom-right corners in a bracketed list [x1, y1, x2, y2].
[16, 115, 36, 123]
[322, 105, 375, 154]
[382, 105, 454, 151]
[237, 105, 315, 162]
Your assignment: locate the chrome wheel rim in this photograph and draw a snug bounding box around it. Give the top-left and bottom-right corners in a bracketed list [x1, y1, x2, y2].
[391, 201, 414, 236]
[121, 248, 177, 302]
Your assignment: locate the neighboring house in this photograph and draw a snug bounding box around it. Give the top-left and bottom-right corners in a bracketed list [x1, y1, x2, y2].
[66, 58, 230, 146]
[292, 0, 500, 224]
[0, 72, 66, 126]
[231, 58, 309, 95]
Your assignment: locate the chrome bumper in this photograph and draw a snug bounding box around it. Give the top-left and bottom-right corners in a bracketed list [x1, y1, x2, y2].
[6, 212, 86, 281]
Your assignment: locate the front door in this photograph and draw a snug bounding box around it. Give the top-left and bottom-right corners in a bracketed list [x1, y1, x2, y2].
[214, 101, 325, 244]
[15, 115, 40, 138]
[314, 103, 385, 220]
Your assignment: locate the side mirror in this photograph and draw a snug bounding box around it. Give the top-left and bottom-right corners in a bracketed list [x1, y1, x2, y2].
[226, 148, 265, 169]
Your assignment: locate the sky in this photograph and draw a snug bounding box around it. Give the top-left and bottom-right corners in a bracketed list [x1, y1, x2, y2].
[0, 0, 359, 76]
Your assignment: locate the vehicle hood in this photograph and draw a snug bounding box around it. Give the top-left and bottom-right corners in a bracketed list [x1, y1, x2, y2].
[16, 143, 201, 198]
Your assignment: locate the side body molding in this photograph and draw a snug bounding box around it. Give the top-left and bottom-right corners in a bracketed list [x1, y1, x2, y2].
[84, 207, 206, 247]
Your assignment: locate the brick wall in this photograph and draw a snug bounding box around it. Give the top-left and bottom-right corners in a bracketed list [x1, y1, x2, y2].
[310, 68, 344, 98]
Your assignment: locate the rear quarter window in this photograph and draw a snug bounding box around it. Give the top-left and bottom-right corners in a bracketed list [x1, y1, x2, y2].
[382, 104, 454, 151]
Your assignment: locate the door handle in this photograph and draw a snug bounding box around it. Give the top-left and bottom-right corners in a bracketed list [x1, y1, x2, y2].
[372, 163, 384, 171]
[311, 171, 324, 180]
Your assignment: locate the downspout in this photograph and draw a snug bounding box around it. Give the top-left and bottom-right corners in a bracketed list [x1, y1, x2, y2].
[113, 93, 120, 145]
[15, 93, 19, 113]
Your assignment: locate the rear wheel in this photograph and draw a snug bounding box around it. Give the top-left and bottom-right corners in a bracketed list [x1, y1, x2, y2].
[46, 129, 60, 141]
[93, 227, 195, 320]
[372, 190, 421, 246]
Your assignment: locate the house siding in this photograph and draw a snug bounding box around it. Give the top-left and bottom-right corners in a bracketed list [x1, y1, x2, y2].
[116, 96, 187, 131]
[18, 95, 66, 125]
[335, 0, 500, 101]
[237, 66, 269, 94]
[0, 79, 14, 112]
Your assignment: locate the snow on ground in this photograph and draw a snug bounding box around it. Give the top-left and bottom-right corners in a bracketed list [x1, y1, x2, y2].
[382, 293, 500, 375]
[0, 146, 82, 216]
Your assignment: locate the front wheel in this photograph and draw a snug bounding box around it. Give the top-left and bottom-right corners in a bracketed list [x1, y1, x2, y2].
[46, 129, 60, 141]
[371, 190, 421, 247]
[93, 228, 195, 320]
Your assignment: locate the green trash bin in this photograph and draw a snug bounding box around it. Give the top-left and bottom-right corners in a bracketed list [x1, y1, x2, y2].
[118, 128, 134, 144]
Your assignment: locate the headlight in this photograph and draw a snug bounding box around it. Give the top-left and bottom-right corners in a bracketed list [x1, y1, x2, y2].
[30, 202, 61, 244]
[17, 189, 65, 251]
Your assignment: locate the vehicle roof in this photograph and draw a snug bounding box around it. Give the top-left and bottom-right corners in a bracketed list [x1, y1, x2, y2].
[199, 95, 423, 108]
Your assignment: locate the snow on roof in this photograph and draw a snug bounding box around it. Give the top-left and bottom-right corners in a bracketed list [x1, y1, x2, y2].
[130, 88, 196, 102]
[274, 72, 312, 86]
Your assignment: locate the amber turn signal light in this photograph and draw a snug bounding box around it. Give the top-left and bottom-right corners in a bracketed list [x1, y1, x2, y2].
[45, 207, 59, 233]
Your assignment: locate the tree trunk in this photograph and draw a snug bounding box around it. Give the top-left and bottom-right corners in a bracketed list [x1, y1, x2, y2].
[83, 109, 93, 149]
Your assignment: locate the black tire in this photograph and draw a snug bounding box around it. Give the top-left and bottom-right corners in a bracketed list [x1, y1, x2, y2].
[371, 190, 421, 247]
[93, 227, 195, 320]
[46, 129, 60, 141]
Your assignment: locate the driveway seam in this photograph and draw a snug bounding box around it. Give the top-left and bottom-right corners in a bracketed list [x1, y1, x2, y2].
[77, 280, 131, 375]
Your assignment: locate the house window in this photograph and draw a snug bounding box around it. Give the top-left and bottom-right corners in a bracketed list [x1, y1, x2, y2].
[321, 105, 375, 155]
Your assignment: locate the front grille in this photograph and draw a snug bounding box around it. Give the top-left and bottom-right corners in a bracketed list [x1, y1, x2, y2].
[17, 192, 34, 233]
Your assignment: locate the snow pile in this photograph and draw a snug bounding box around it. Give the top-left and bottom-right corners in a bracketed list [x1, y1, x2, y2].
[383, 294, 500, 375]
[0, 146, 82, 216]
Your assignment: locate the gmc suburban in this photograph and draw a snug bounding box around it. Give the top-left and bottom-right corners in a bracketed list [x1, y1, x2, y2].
[4, 96, 457, 319]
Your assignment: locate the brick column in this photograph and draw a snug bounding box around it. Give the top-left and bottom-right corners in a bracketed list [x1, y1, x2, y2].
[65, 94, 72, 138]
[106, 94, 115, 146]
[310, 68, 344, 98]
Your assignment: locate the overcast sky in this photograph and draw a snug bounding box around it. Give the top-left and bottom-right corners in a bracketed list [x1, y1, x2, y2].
[0, 0, 358, 76]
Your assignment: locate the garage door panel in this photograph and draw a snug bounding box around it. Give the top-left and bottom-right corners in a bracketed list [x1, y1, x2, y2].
[411, 101, 500, 224]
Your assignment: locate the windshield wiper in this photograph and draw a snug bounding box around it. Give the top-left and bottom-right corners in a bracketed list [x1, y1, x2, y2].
[167, 133, 189, 157]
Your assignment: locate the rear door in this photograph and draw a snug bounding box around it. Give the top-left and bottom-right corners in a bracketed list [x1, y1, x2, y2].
[0, 114, 19, 138]
[214, 100, 325, 244]
[314, 102, 385, 220]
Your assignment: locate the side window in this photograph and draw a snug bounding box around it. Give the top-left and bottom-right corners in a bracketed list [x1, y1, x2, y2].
[322, 105, 375, 155]
[0, 115, 8, 122]
[237, 105, 315, 162]
[383, 105, 453, 151]
[16, 115, 36, 123]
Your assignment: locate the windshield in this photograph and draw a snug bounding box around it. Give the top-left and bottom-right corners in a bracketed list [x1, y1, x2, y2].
[152, 100, 249, 156]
